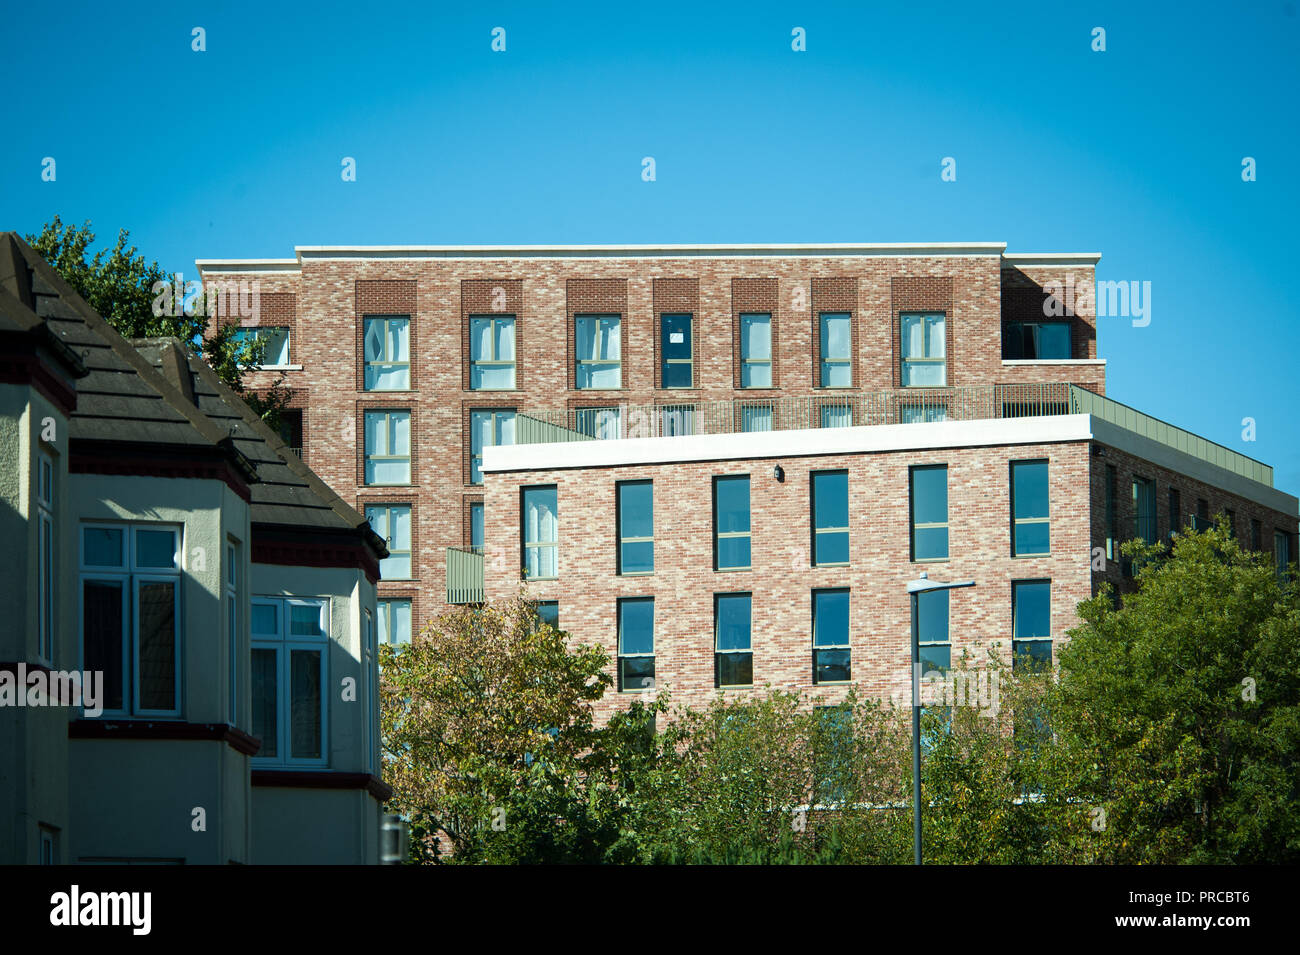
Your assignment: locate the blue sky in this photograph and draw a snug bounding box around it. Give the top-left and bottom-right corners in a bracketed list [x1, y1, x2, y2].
[3, 1, 1297, 492]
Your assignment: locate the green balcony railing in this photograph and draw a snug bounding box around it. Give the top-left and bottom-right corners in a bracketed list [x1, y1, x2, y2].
[446, 546, 484, 604]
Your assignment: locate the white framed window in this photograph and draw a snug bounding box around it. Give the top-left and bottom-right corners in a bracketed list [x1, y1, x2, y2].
[363, 316, 411, 390]
[522, 486, 559, 579]
[469, 315, 516, 390]
[901, 311, 946, 387]
[364, 410, 411, 485]
[470, 409, 517, 484]
[377, 599, 412, 646]
[79, 523, 182, 717]
[37, 452, 54, 664]
[234, 326, 291, 368]
[226, 540, 240, 725]
[250, 597, 329, 767]
[819, 313, 852, 387]
[575, 314, 621, 389]
[365, 505, 412, 579]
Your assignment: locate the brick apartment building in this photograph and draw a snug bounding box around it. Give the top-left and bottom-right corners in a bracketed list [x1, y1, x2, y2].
[196, 243, 1297, 711]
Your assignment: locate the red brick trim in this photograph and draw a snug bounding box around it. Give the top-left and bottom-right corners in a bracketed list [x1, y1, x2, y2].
[251, 522, 384, 585]
[461, 279, 524, 392]
[811, 277, 859, 389]
[69, 718, 261, 756]
[461, 399, 520, 486]
[355, 280, 418, 393]
[731, 278, 780, 391]
[566, 279, 629, 392]
[70, 438, 254, 502]
[0, 342, 79, 414]
[652, 278, 699, 390]
[891, 276, 954, 388]
[356, 401, 417, 490]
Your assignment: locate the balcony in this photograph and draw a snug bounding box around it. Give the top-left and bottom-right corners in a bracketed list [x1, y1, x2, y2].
[446, 546, 484, 604]
[513, 383, 1273, 487]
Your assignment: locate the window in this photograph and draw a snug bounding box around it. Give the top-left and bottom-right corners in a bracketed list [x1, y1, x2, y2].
[39, 827, 56, 865]
[37, 453, 54, 664]
[1105, 465, 1118, 560]
[812, 470, 849, 566]
[1250, 519, 1262, 552]
[617, 481, 654, 575]
[363, 316, 410, 390]
[1225, 509, 1237, 541]
[574, 406, 621, 440]
[812, 705, 854, 806]
[536, 601, 559, 629]
[821, 403, 852, 428]
[714, 593, 752, 687]
[226, 541, 239, 724]
[618, 598, 655, 691]
[740, 404, 772, 432]
[470, 502, 484, 553]
[80, 524, 181, 717]
[900, 312, 946, 387]
[363, 410, 411, 485]
[1195, 498, 1210, 532]
[813, 589, 850, 684]
[1276, 531, 1292, 582]
[910, 465, 948, 562]
[1013, 581, 1052, 671]
[575, 314, 621, 389]
[234, 326, 290, 367]
[714, 475, 751, 571]
[469, 409, 516, 484]
[469, 315, 516, 390]
[819, 312, 852, 387]
[1004, 322, 1070, 360]
[251, 597, 328, 766]
[365, 505, 412, 579]
[1132, 478, 1157, 545]
[377, 599, 412, 646]
[1011, 460, 1050, 556]
[522, 486, 558, 579]
[658, 404, 694, 436]
[1168, 487, 1181, 541]
[740, 313, 772, 388]
[661, 313, 693, 387]
[916, 588, 950, 676]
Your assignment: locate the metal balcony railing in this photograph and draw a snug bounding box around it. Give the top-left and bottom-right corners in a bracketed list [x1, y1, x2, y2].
[446, 546, 484, 604]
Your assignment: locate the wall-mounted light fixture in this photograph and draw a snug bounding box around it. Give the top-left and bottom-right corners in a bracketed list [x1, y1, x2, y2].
[773, 464, 784, 482]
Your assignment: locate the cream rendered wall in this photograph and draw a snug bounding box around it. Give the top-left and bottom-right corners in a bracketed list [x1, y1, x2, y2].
[0, 382, 73, 863]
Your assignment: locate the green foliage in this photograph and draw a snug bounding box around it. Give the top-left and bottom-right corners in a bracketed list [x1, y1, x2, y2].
[25, 216, 290, 427]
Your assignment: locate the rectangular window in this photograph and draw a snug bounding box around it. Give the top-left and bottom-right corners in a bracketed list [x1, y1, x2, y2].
[916, 588, 950, 676]
[714, 475, 751, 571]
[812, 470, 849, 566]
[1196, 498, 1210, 532]
[910, 465, 948, 562]
[1013, 580, 1052, 671]
[469, 315, 516, 390]
[469, 408, 516, 484]
[574, 406, 621, 440]
[900, 312, 946, 387]
[522, 486, 558, 579]
[617, 481, 654, 575]
[1250, 519, 1261, 552]
[1168, 487, 1181, 541]
[363, 410, 411, 485]
[714, 593, 752, 687]
[39, 826, 56, 865]
[1225, 509, 1237, 541]
[226, 541, 239, 724]
[363, 316, 410, 390]
[740, 404, 772, 432]
[234, 326, 291, 368]
[365, 504, 412, 579]
[470, 502, 484, 553]
[819, 312, 852, 387]
[1131, 477, 1157, 545]
[80, 523, 181, 717]
[536, 601, 559, 630]
[820, 403, 853, 428]
[251, 596, 328, 766]
[1004, 322, 1070, 360]
[618, 597, 655, 691]
[377, 598, 412, 646]
[1011, 460, 1050, 556]
[661, 313, 693, 387]
[1276, 531, 1292, 582]
[740, 313, 772, 388]
[575, 314, 621, 389]
[1105, 465, 1118, 559]
[37, 453, 54, 664]
[813, 589, 850, 684]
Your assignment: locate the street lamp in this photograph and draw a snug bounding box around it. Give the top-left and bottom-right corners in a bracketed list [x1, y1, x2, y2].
[906, 570, 974, 866]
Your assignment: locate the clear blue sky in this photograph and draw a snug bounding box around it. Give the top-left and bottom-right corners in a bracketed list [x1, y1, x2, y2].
[3, 1, 1297, 493]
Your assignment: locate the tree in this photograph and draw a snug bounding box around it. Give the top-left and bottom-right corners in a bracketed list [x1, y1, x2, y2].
[25, 216, 290, 426]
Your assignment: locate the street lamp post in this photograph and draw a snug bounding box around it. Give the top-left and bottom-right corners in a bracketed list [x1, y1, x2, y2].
[906, 571, 975, 866]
